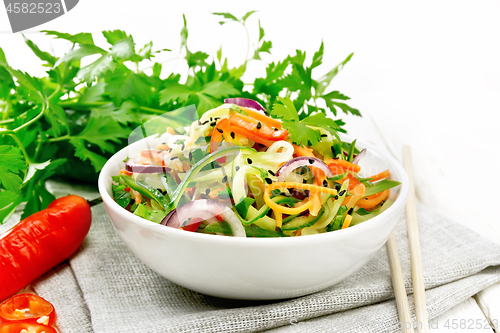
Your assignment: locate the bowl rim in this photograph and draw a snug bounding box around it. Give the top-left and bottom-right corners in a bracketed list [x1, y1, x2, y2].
[98, 133, 409, 246]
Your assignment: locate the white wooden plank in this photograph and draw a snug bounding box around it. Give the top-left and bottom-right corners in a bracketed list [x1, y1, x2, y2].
[430, 298, 495, 332]
[475, 282, 500, 332]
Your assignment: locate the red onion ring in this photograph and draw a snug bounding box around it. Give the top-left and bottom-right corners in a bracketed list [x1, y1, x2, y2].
[276, 157, 334, 182]
[125, 159, 170, 174]
[161, 199, 246, 237]
[351, 148, 367, 165]
[224, 98, 266, 113]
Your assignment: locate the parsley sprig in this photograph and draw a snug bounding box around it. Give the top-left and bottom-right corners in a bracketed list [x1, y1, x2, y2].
[0, 11, 359, 224]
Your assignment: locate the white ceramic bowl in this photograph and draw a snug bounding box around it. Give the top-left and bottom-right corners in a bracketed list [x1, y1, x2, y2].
[98, 135, 409, 300]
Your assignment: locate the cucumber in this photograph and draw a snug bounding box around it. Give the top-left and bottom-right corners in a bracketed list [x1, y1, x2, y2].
[205, 221, 288, 237]
[168, 146, 255, 210]
[281, 207, 325, 231]
[121, 175, 169, 209]
[243, 196, 299, 226]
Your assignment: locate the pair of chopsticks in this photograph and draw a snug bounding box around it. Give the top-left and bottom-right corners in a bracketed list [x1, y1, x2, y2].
[386, 146, 429, 333]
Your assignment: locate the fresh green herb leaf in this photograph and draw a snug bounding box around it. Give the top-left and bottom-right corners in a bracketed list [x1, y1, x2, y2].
[113, 183, 132, 208]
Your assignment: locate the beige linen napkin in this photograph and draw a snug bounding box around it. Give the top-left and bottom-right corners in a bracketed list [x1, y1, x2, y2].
[57, 204, 500, 332]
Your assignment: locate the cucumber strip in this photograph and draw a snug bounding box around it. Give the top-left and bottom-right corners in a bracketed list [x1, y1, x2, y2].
[121, 175, 169, 209]
[351, 199, 394, 225]
[232, 166, 261, 205]
[281, 207, 325, 231]
[168, 146, 255, 210]
[363, 179, 401, 197]
[301, 226, 320, 236]
[205, 221, 288, 237]
[244, 225, 288, 237]
[243, 196, 299, 225]
[312, 198, 335, 229]
[178, 163, 233, 183]
[329, 179, 349, 220]
[247, 173, 266, 209]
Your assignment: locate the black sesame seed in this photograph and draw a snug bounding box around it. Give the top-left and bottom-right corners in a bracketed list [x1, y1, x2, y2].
[331, 146, 335, 153]
[235, 166, 240, 171]
[274, 128, 278, 131]
[334, 195, 339, 200]
[197, 120, 201, 126]
[268, 170, 276, 176]
[214, 117, 220, 120]
[181, 144, 185, 151]
[265, 178, 272, 184]
[161, 142, 166, 145]
[210, 117, 213, 121]
[157, 150, 162, 153]
[347, 207, 354, 215]
[303, 179, 307, 184]
[230, 132, 235, 139]
[339, 190, 346, 196]
[308, 158, 315, 164]
[257, 122, 262, 129]
[323, 180, 328, 187]
[170, 156, 179, 160]
[216, 128, 223, 133]
[222, 175, 228, 183]
[206, 188, 211, 195]
[335, 183, 342, 191]
[188, 151, 193, 161]
[210, 122, 216, 127]
[247, 158, 253, 165]
[321, 134, 328, 138]
[202, 120, 209, 125]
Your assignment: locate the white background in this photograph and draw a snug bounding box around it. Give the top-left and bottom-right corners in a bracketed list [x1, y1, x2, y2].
[1, 0, 500, 330]
[2, 0, 499, 235]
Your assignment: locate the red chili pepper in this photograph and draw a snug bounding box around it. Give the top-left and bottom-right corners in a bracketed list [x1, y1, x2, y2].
[181, 219, 203, 232]
[0, 195, 92, 301]
[0, 294, 55, 326]
[0, 322, 57, 333]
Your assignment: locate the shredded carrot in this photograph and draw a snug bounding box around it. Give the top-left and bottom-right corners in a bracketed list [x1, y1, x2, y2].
[239, 107, 283, 129]
[166, 127, 177, 135]
[345, 184, 366, 212]
[231, 126, 275, 146]
[356, 189, 390, 209]
[341, 215, 353, 229]
[119, 169, 133, 176]
[339, 173, 361, 191]
[131, 189, 142, 204]
[295, 229, 302, 236]
[368, 169, 391, 182]
[157, 143, 169, 151]
[325, 158, 361, 173]
[293, 144, 314, 157]
[275, 211, 283, 228]
[209, 185, 227, 199]
[140, 150, 163, 165]
[293, 144, 324, 216]
[264, 182, 338, 215]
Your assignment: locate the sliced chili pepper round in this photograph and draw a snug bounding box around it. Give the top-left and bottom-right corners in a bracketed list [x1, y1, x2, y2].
[0, 322, 57, 333]
[0, 294, 55, 326]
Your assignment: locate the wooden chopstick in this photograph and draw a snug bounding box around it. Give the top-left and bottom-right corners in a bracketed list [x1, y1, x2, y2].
[386, 233, 415, 333]
[403, 145, 429, 332]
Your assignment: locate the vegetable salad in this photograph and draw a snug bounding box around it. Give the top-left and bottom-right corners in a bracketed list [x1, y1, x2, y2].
[112, 98, 400, 237]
